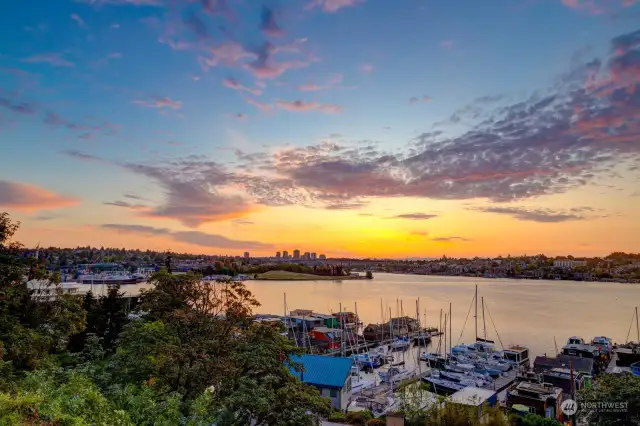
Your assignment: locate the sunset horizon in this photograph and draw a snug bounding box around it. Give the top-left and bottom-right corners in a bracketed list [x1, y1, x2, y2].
[1, 0, 639, 259]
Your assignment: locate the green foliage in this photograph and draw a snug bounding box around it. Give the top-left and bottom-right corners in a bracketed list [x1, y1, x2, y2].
[328, 409, 347, 422]
[578, 372, 640, 426]
[345, 410, 373, 425]
[0, 368, 131, 425]
[0, 213, 341, 425]
[0, 213, 85, 372]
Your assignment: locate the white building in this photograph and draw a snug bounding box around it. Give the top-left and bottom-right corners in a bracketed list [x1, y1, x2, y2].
[553, 259, 587, 269]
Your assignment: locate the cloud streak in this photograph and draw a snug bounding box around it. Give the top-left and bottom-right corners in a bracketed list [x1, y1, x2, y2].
[132, 97, 182, 109]
[471, 206, 601, 222]
[101, 224, 273, 250]
[309, 0, 366, 13]
[276, 100, 342, 114]
[389, 213, 438, 220]
[0, 180, 79, 211]
[22, 53, 74, 67]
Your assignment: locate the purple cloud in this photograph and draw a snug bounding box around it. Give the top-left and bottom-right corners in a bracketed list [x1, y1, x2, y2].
[260, 5, 284, 37]
[389, 213, 438, 220]
[101, 223, 273, 250]
[309, 0, 366, 13]
[276, 100, 342, 114]
[470, 206, 602, 222]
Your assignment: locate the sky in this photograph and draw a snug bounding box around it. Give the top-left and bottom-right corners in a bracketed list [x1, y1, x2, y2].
[0, 0, 639, 258]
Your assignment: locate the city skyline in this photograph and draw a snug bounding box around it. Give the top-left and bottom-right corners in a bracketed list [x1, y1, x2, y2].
[1, 0, 639, 258]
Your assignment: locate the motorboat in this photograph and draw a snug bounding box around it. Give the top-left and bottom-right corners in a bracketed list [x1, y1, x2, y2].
[438, 370, 488, 387]
[390, 337, 411, 350]
[591, 336, 613, 355]
[378, 366, 412, 384]
[421, 376, 465, 395]
[352, 352, 382, 369]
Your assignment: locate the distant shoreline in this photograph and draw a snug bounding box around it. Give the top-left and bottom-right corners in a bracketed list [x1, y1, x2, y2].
[379, 271, 639, 284]
[253, 270, 370, 281]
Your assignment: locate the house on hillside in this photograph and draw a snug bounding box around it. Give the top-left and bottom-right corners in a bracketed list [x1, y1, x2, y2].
[289, 355, 353, 410]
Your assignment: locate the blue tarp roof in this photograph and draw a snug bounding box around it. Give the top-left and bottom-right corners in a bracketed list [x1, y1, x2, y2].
[289, 355, 353, 389]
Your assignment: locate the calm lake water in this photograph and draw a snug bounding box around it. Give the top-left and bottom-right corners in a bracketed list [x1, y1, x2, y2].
[79, 273, 640, 359]
[243, 273, 640, 358]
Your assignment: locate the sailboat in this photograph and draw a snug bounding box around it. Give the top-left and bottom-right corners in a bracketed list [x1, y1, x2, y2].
[615, 306, 640, 367]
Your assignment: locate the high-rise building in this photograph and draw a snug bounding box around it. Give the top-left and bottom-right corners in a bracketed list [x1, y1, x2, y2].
[311, 252, 317, 260]
[276, 251, 281, 258]
[319, 254, 326, 260]
[244, 252, 250, 259]
[303, 252, 310, 260]
[283, 250, 289, 259]
[293, 249, 300, 259]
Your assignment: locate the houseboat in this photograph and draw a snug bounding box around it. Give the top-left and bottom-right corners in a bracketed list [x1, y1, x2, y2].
[562, 336, 600, 359]
[541, 368, 590, 394]
[506, 381, 564, 419]
[615, 343, 640, 367]
[503, 345, 531, 368]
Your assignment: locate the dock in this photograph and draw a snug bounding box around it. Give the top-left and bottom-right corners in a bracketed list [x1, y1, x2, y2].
[320, 331, 438, 357]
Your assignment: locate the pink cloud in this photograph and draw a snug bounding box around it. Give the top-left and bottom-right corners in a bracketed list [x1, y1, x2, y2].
[132, 97, 182, 109]
[560, 0, 604, 14]
[199, 42, 256, 70]
[361, 63, 373, 73]
[223, 77, 262, 96]
[70, 14, 87, 29]
[0, 180, 79, 211]
[409, 95, 432, 104]
[276, 100, 342, 114]
[247, 56, 316, 79]
[309, 0, 365, 13]
[297, 73, 343, 91]
[245, 97, 272, 111]
[440, 40, 454, 48]
[22, 53, 74, 67]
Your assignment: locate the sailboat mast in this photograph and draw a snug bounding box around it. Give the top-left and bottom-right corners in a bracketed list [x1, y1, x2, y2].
[438, 308, 443, 355]
[449, 302, 452, 357]
[443, 314, 447, 358]
[475, 284, 478, 341]
[636, 306, 639, 342]
[416, 299, 422, 379]
[482, 296, 487, 341]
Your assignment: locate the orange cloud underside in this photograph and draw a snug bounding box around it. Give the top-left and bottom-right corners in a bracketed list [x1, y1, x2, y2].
[0, 180, 79, 211]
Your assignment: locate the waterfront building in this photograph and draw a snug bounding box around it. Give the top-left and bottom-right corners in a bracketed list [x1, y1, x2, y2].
[293, 249, 300, 259]
[311, 252, 317, 260]
[244, 252, 250, 259]
[319, 254, 326, 260]
[507, 381, 564, 419]
[447, 387, 497, 422]
[553, 259, 587, 269]
[289, 355, 353, 410]
[276, 251, 281, 259]
[303, 252, 310, 260]
[283, 250, 289, 259]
